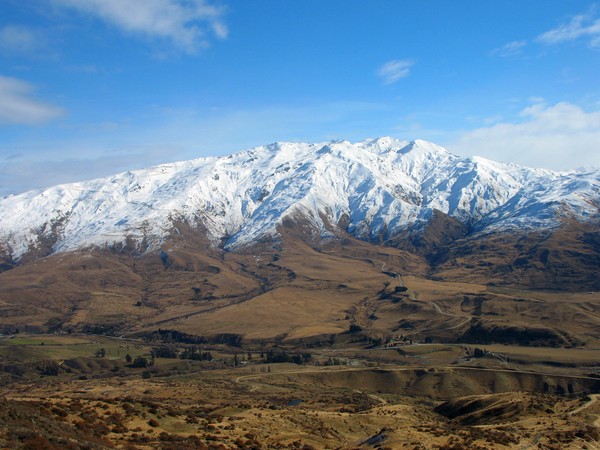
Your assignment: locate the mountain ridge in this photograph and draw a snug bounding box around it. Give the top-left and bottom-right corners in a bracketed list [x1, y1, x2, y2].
[0, 137, 598, 262]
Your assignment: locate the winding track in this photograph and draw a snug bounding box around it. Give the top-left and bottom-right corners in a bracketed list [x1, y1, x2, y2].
[570, 393, 600, 415]
[431, 302, 473, 331]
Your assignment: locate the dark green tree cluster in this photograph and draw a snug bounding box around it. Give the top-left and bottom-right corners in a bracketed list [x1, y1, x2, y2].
[150, 344, 178, 359]
[179, 346, 213, 361]
[131, 356, 151, 368]
[150, 329, 207, 344]
[263, 350, 312, 365]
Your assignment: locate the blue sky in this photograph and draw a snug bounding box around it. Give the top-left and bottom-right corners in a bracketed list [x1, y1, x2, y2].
[1, 0, 600, 195]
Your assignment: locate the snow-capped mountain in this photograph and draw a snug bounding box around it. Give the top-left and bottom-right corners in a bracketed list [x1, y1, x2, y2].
[1, 137, 599, 260]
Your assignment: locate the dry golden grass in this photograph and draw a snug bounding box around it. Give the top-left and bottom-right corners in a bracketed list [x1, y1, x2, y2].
[2, 361, 600, 449]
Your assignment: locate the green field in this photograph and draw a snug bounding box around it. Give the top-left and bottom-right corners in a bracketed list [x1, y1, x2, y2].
[0, 334, 149, 363]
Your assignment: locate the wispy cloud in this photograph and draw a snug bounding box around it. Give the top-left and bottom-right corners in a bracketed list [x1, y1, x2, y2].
[452, 101, 600, 170]
[536, 9, 600, 48]
[491, 40, 526, 57]
[377, 59, 413, 85]
[51, 0, 228, 54]
[0, 25, 43, 54]
[0, 75, 64, 125]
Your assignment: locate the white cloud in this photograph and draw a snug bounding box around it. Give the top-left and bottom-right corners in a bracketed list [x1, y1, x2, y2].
[491, 40, 526, 57]
[0, 25, 41, 54]
[0, 75, 64, 125]
[212, 21, 228, 39]
[377, 59, 413, 85]
[536, 10, 600, 48]
[51, 0, 228, 53]
[452, 101, 600, 170]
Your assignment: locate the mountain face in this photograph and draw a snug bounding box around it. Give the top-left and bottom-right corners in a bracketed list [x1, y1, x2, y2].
[1, 137, 600, 338]
[1, 137, 599, 263]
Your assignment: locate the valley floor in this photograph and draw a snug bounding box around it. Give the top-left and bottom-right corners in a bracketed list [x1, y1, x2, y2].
[1, 334, 600, 449]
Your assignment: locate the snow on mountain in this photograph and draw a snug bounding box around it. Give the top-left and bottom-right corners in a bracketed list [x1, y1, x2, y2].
[0, 137, 598, 259]
[474, 169, 600, 232]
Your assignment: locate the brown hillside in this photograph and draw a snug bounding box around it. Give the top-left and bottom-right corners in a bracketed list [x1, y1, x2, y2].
[0, 223, 599, 346]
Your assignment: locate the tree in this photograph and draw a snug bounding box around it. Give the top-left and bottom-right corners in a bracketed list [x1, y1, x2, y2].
[179, 346, 212, 361]
[125, 353, 132, 363]
[95, 348, 106, 358]
[151, 344, 178, 359]
[131, 356, 149, 368]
